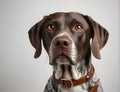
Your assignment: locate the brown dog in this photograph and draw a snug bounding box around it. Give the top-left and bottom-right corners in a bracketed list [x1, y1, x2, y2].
[28, 12, 109, 92]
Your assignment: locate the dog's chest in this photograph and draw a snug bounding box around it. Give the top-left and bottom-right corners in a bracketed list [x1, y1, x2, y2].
[59, 84, 88, 92]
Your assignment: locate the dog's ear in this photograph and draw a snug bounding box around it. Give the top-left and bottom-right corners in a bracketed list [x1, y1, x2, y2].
[84, 15, 109, 59]
[28, 17, 46, 58]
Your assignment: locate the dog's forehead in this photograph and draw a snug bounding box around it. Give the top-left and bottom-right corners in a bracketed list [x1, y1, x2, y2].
[48, 12, 80, 16]
[46, 12, 89, 29]
[68, 13, 89, 28]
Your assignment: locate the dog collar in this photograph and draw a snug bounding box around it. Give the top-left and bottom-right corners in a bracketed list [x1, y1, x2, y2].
[53, 64, 95, 88]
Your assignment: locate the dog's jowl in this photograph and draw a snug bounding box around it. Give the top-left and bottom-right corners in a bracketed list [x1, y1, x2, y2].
[28, 12, 109, 92]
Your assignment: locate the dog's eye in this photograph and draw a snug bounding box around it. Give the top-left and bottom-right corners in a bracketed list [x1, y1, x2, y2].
[72, 24, 83, 32]
[47, 23, 56, 32]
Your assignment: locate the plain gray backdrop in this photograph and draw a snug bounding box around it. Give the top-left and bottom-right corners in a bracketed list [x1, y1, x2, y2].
[0, 0, 119, 92]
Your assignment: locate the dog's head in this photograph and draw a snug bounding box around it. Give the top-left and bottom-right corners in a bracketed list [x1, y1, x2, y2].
[28, 12, 109, 65]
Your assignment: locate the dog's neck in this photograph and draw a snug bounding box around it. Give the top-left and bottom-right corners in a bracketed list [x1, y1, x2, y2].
[52, 59, 92, 92]
[53, 59, 91, 80]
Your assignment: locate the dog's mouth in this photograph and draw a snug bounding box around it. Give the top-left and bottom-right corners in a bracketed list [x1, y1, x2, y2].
[49, 48, 78, 65]
[49, 47, 80, 79]
[54, 53, 72, 65]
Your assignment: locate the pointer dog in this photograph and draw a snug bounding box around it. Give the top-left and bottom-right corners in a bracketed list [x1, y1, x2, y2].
[28, 12, 109, 92]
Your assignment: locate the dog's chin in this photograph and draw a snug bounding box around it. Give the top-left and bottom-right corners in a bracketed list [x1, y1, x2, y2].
[52, 54, 74, 65]
[50, 55, 82, 80]
[56, 56, 71, 65]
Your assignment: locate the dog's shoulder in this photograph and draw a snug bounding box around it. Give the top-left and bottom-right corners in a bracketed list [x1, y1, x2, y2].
[44, 76, 56, 92]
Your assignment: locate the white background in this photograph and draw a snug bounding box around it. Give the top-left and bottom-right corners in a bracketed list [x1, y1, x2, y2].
[0, 0, 119, 92]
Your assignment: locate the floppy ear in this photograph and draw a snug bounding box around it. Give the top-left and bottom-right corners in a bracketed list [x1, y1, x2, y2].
[84, 15, 109, 59]
[28, 17, 46, 58]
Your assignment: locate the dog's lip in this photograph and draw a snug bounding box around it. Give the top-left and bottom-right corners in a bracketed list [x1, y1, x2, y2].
[57, 53, 68, 58]
[52, 53, 73, 64]
[55, 53, 70, 59]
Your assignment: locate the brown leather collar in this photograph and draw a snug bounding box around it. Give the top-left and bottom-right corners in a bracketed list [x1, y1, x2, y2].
[53, 65, 95, 88]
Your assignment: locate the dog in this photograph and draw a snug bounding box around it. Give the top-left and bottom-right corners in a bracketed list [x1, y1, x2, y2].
[28, 12, 109, 92]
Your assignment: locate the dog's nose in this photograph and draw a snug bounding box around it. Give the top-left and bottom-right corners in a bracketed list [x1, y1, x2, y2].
[54, 37, 70, 48]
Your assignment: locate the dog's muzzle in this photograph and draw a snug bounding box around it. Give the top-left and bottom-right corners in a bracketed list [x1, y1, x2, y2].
[49, 32, 77, 65]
